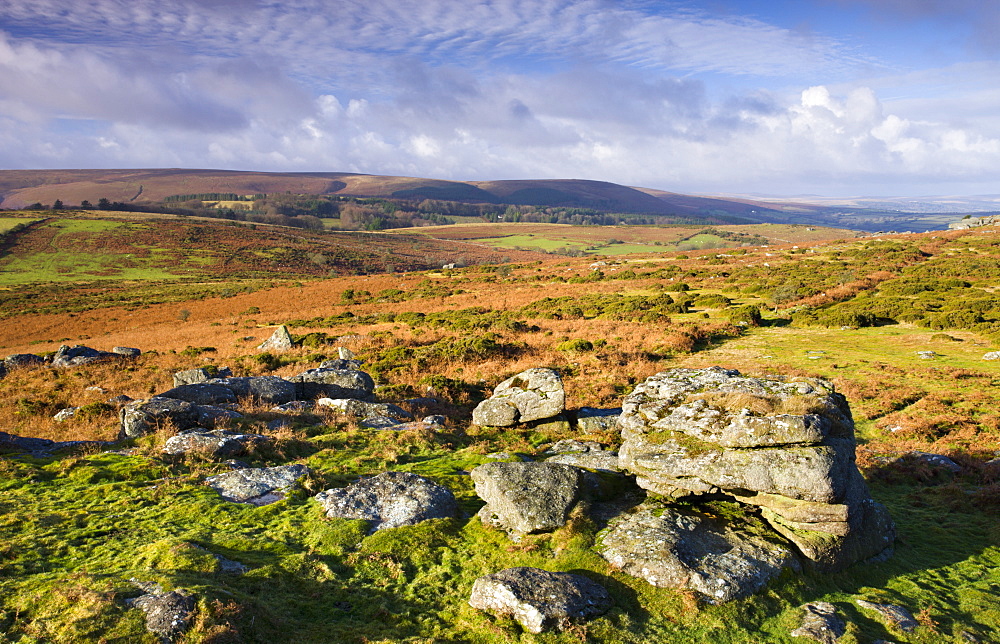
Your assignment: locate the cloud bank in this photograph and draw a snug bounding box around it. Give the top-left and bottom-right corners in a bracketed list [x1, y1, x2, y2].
[0, 0, 998, 195]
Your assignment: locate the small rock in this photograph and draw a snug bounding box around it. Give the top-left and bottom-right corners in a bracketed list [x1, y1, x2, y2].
[314, 471, 457, 532]
[258, 325, 294, 351]
[472, 368, 565, 426]
[112, 346, 141, 357]
[469, 567, 612, 634]
[54, 407, 78, 421]
[982, 351, 1000, 361]
[129, 589, 195, 642]
[173, 367, 232, 387]
[271, 400, 314, 413]
[85, 386, 108, 394]
[791, 602, 846, 644]
[855, 599, 918, 632]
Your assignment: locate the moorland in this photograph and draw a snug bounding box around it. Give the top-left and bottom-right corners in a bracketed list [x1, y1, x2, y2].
[0, 181, 999, 643]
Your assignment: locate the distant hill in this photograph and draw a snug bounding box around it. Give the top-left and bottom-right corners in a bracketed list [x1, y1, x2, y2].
[0, 168, 992, 232]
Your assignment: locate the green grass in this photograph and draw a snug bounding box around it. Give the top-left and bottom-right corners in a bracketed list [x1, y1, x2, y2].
[0, 217, 41, 233]
[1, 424, 997, 643]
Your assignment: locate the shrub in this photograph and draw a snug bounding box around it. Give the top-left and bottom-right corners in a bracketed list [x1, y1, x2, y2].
[556, 338, 594, 352]
[726, 305, 762, 326]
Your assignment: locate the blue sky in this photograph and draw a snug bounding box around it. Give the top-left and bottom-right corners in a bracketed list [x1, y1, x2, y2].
[0, 0, 998, 197]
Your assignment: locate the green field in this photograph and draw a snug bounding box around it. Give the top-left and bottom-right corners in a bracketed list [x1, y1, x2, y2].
[0, 217, 42, 233]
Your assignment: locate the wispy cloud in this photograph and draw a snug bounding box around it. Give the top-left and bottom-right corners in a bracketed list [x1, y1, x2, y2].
[0, 0, 997, 195]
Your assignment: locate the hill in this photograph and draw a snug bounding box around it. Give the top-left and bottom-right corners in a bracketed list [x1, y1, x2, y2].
[2, 167, 962, 231]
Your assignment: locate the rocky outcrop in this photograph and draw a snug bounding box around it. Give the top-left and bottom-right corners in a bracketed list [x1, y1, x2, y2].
[472, 368, 565, 427]
[468, 567, 612, 634]
[289, 368, 375, 401]
[597, 503, 800, 603]
[157, 383, 239, 406]
[52, 344, 133, 368]
[4, 353, 45, 370]
[314, 471, 457, 532]
[617, 367, 894, 572]
[472, 462, 585, 537]
[205, 463, 310, 506]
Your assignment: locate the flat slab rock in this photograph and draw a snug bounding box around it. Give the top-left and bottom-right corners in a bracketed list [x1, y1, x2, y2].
[597, 503, 800, 603]
[315, 471, 457, 532]
[205, 464, 310, 506]
[162, 429, 273, 459]
[469, 567, 612, 634]
[855, 599, 918, 633]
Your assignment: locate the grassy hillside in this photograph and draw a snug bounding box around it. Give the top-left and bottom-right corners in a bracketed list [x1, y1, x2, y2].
[1, 222, 1000, 642]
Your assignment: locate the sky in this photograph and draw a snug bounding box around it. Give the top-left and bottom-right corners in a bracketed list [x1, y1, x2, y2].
[0, 0, 998, 197]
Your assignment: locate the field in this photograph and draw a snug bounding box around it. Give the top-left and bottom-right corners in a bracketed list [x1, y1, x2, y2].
[392, 222, 857, 256]
[1, 214, 999, 642]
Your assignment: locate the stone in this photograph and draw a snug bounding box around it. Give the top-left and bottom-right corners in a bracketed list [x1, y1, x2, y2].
[258, 325, 294, 351]
[207, 376, 298, 405]
[575, 407, 621, 433]
[471, 398, 519, 427]
[472, 462, 585, 536]
[316, 398, 413, 421]
[172, 366, 232, 387]
[51, 344, 112, 367]
[129, 589, 195, 642]
[157, 383, 238, 406]
[908, 451, 961, 473]
[854, 599, 918, 633]
[112, 346, 141, 357]
[162, 429, 273, 458]
[790, 602, 846, 643]
[617, 367, 894, 572]
[982, 351, 1000, 361]
[205, 463, 310, 506]
[597, 504, 800, 603]
[4, 353, 45, 370]
[314, 471, 457, 532]
[469, 567, 612, 634]
[289, 368, 375, 401]
[119, 397, 202, 439]
[472, 368, 565, 425]
[54, 407, 78, 421]
[360, 415, 407, 429]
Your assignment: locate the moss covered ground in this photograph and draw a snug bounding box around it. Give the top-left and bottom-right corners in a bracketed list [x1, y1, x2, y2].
[2, 220, 1000, 642]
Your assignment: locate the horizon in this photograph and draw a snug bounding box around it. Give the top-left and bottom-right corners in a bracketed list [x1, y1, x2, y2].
[1, 1, 999, 198]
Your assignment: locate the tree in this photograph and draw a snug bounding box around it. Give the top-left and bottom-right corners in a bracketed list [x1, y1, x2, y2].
[98, 198, 111, 210]
[80, 200, 92, 209]
[52, 199, 63, 210]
